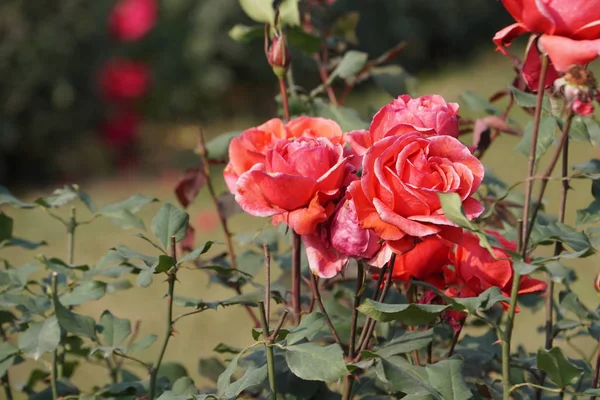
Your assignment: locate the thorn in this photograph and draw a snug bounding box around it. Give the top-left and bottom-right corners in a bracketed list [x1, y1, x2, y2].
[170, 328, 178, 336]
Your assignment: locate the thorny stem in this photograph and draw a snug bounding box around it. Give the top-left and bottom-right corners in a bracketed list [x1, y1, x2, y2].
[198, 129, 260, 328]
[279, 78, 290, 122]
[537, 119, 572, 400]
[148, 237, 178, 400]
[258, 301, 277, 399]
[291, 232, 302, 324]
[502, 54, 549, 400]
[50, 273, 60, 400]
[343, 262, 366, 400]
[447, 321, 464, 358]
[591, 341, 600, 400]
[310, 273, 342, 346]
[264, 244, 271, 320]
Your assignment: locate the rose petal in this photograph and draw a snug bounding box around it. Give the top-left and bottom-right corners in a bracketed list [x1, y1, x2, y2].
[302, 232, 347, 278]
[251, 171, 317, 210]
[373, 198, 440, 237]
[235, 165, 283, 217]
[539, 35, 600, 71]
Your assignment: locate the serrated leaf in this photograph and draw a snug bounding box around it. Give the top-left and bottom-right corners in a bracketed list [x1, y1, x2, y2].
[358, 298, 449, 325]
[376, 356, 438, 397]
[60, 280, 107, 306]
[284, 343, 347, 381]
[376, 329, 433, 358]
[426, 358, 473, 400]
[53, 290, 97, 340]
[536, 347, 582, 387]
[18, 317, 60, 360]
[515, 116, 556, 162]
[129, 334, 157, 353]
[286, 312, 327, 345]
[530, 221, 593, 255]
[178, 241, 215, 265]
[97, 194, 158, 230]
[151, 204, 189, 250]
[99, 311, 131, 347]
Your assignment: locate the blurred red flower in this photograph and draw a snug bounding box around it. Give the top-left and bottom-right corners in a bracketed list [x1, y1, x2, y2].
[99, 59, 151, 102]
[100, 108, 140, 148]
[109, 0, 158, 42]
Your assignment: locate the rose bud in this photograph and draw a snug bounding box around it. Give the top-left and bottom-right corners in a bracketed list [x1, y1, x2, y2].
[594, 270, 600, 293]
[268, 35, 291, 79]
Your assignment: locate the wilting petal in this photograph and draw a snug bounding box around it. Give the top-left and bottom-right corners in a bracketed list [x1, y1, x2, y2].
[493, 23, 529, 50]
[302, 232, 347, 278]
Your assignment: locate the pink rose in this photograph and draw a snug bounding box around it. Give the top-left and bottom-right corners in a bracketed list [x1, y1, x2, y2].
[235, 137, 355, 235]
[346, 95, 460, 157]
[109, 0, 158, 42]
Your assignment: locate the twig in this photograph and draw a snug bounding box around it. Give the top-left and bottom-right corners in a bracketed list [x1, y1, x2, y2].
[198, 129, 260, 328]
[264, 245, 271, 320]
[258, 301, 276, 399]
[314, 51, 338, 105]
[113, 351, 151, 374]
[148, 237, 178, 400]
[502, 54, 549, 400]
[591, 340, 600, 400]
[447, 321, 464, 358]
[310, 273, 342, 346]
[291, 232, 302, 325]
[278, 78, 290, 121]
[269, 310, 289, 341]
[50, 273, 60, 400]
[343, 262, 366, 400]
[115, 319, 141, 369]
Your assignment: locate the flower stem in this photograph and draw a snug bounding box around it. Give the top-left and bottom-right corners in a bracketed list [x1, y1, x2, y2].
[447, 321, 464, 358]
[502, 54, 549, 400]
[342, 262, 365, 400]
[199, 130, 260, 327]
[0, 325, 13, 400]
[264, 244, 271, 320]
[279, 78, 290, 121]
[148, 237, 178, 400]
[292, 232, 302, 324]
[258, 301, 277, 399]
[310, 273, 342, 346]
[591, 340, 600, 400]
[50, 273, 60, 400]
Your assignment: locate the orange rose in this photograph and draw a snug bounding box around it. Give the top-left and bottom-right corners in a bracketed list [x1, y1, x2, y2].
[348, 132, 484, 253]
[235, 137, 355, 235]
[224, 117, 344, 194]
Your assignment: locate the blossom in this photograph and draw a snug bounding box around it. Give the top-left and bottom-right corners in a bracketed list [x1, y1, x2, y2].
[109, 0, 158, 42]
[389, 236, 452, 282]
[100, 108, 140, 148]
[98, 59, 151, 102]
[446, 231, 547, 301]
[235, 137, 355, 235]
[346, 95, 460, 157]
[224, 117, 345, 194]
[494, 0, 600, 72]
[348, 131, 484, 254]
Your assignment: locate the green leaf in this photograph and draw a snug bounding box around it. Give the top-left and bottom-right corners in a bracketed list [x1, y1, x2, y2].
[154, 255, 176, 274]
[228, 24, 264, 42]
[358, 299, 448, 325]
[509, 86, 550, 111]
[129, 334, 157, 353]
[53, 289, 97, 340]
[450, 287, 509, 314]
[97, 194, 158, 230]
[515, 116, 556, 162]
[158, 362, 189, 385]
[178, 241, 215, 265]
[217, 347, 267, 398]
[134, 233, 167, 254]
[40, 257, 89, 279]
[60, 280, 107, 306]
[0, 186, 36, 208]
[151, 203, 190, 250]
[18, 317, 61, 360]
[376, 355, 437, 397]
[205, 131, 240, 161]
[0, 213, 13, 243]
[115, 245, 156, 267]
[0, 237, 47, 250]
[426, 358, 473, 400]
[329, 51, 368, 82]
[35, 185, 95, 210]
[284, 343, 347, 381]
[530, 221, 593, 255]
[313, 101, 369, 132]
[0, 341, 18, 362]
[286, 312, 327, 345]
[172, 376, 196, 396]
[198, 357, 226, 383]
[458, 91, 501, 115]
[0, 262, 38, 291]
[99, 311, 131, 347]
[238, 0, 300, 26]
[577, 200, 600, 225]
[371, 65, 417, 98]
[286, 27, 321, 53]
[375, 329, 433, 358]
[536, 347, 582, 387]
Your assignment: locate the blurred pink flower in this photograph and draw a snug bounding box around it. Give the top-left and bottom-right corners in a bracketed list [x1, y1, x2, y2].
[100, 108, 140, 148]
[99, 59, 151, 102]
[109, 0, 158, 42]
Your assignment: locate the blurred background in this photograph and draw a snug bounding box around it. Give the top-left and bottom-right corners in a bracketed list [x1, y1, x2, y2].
[3, 0, 600, 394]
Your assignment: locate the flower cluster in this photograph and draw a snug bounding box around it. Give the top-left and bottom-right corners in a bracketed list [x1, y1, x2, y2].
[98, 0, 157, 154]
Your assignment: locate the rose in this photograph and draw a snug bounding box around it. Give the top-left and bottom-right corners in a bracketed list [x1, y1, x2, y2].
[224, 117, 345, 194]
[235, 136, 355, 235]
[100, 108, 140, 148]
[494, 0, 600, 72]
[109, 0, 158, 42]
[348, 131, 485, 254]
[98, 59, 150, 102]
[446, 231, 547, 300]
[302, 197, 382, 278]
[389, 236, 452, 282]
[346, 95, 460, 157]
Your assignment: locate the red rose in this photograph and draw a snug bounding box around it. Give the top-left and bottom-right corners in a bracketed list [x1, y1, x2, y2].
[346, 95, 460, 157]
[494, 0, 600, 72]
[235, 137, 355, 235]
[446, 231, 547, 301]
[224, 117, 345, 194]
[109, 0, 157, 42]
[99, 59, 150, 102]
[348, 132, 484, 254]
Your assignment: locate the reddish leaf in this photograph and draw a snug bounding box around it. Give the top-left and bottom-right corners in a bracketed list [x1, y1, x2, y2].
[217, 192, 243, 219]
[175, 168, 206, 208]
[180, 224, 196, 253]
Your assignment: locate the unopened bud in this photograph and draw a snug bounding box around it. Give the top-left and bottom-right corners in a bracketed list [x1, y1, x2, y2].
[554, 65, 598, 116]
[268, 35, 291, 79]
[594, 270, 600, 293]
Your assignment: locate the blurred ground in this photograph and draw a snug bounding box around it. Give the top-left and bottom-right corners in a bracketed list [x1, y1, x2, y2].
[4, 46, 600, 393]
